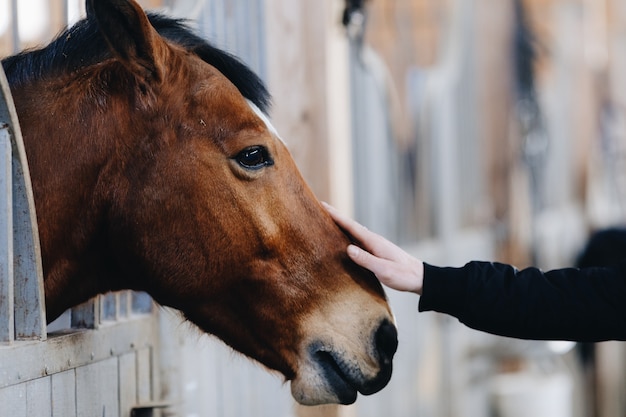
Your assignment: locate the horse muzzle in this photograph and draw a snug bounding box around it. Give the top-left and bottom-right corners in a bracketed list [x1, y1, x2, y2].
[291, 319, 398, 405]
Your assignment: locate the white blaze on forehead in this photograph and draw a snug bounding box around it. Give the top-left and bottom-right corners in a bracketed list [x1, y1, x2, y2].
[246, 99, 285, 144]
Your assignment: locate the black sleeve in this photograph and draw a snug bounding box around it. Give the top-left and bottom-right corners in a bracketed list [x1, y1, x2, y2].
[418, 261, 626, 342]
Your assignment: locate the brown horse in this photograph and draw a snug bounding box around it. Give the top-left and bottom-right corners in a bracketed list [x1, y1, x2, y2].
[1, 0, 397, 406]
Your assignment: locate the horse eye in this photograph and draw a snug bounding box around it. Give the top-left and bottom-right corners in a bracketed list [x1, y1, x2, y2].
[235, 146, 274, 170]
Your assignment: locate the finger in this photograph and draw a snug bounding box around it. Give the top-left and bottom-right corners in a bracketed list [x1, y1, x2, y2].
[348, 245, 419, 292]
[347, 244, 390, 275]
[323, 202, 401, 260]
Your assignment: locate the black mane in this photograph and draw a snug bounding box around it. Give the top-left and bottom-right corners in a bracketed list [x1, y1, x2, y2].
[1, 13, 271, 113]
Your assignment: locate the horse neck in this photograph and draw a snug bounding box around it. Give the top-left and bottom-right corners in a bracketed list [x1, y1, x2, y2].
[12, 79, 128, 321]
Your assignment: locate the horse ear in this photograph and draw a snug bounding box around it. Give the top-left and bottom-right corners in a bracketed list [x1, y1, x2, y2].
[87, 0, 166, 82]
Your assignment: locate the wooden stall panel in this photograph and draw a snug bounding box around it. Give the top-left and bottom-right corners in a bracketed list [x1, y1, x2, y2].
[0, 383, 27, 416]
[0, 60, 47, 342]
[26, 377, 52, 417]
[119, 353, 138, 415]
[52, 370, 77, 417]
[136, 347, 153, 405]
[76, 358, 120, 417]
[0, 126, 14, 343]
[1, 3, 160, 417]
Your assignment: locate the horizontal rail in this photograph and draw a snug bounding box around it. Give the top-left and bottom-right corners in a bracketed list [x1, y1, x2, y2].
[0, 315, 157, 389]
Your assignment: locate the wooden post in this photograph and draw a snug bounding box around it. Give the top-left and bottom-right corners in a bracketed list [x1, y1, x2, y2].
[0, 0, 14, 56]
[0, 125, 14, 343]
[264, 0, 353, 213]
[0, 66, 46, 341]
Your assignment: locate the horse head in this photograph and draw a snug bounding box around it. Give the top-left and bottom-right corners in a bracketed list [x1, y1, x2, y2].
[2, 0, 397, 405]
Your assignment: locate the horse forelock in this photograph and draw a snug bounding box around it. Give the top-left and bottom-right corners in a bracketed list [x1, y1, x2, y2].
[0, 13, 271, 114]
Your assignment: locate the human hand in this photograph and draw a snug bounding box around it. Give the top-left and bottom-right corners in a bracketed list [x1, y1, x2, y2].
[323, 202, 423, 295]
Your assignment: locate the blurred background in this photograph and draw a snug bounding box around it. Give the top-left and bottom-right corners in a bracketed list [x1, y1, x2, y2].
[2, 0, 626, 416]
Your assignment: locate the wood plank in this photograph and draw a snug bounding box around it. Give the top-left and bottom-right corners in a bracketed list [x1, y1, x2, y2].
[0, 2, 14, 56]
[136, 348, 152, 404]
[48, 0, 66, 36]
[180, 336, 221, 417]
[11, 146, 46, 341]
[26, 377, 52, 417]
[131, 292, 152, 314]
[76, 358, 119, 417]
[71, 298, 99, 329]
[101, 293, 118, 322]
[0, 382, 27, 416]
[219, 350, 247, 417]
[8, 0, 18, 53]
[118, 291, 130, 319]
[242, 356, 293, 417]
[52, 370, 77, 417]
[264, 0, 332, 201]
[0, 66, 46, 341]
[201, 339, 224, 416]
[0, 127, 14, 343]
[118, 352, 137, 416]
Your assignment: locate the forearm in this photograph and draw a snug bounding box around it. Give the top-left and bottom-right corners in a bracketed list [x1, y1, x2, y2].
[418, 261, 626, 342]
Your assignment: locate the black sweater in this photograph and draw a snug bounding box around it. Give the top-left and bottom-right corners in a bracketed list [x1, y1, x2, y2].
[418, 261, 626, 342]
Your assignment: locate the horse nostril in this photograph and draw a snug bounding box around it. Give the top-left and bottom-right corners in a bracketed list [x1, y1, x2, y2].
[375, 319, 398, 365]
[358, 319, 397, 396]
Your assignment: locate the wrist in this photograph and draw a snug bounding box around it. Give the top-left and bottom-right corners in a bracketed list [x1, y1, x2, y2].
[413, 260, 424, 295]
